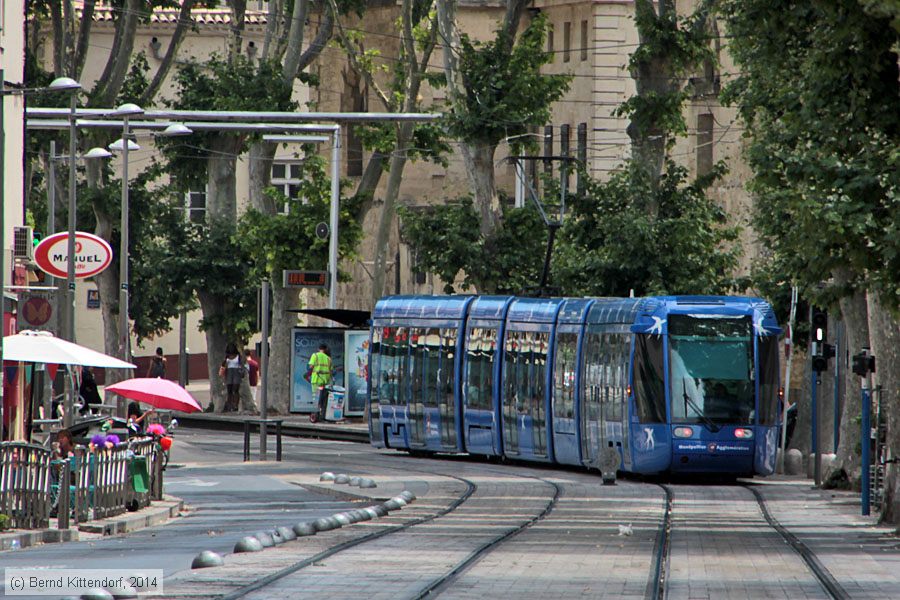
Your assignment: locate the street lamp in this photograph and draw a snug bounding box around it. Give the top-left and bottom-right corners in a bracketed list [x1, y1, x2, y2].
[107, 108, 191, 374]
[1, 73, 80, 439]
[108, 103, 144, 367]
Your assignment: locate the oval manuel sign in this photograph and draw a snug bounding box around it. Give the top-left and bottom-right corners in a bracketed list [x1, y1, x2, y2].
[34, 232, 114, 279]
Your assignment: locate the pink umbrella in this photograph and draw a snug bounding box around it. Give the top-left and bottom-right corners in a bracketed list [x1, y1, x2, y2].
[105, 377, 202, 413]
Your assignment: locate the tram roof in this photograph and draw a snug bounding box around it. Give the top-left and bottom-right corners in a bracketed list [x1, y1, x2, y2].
[468, 296, 516, 320]
[557, 298, 595, 324]
[632, 296, 781, 335]
[506, 297, 565, 323]
[372, 295, 475, 320]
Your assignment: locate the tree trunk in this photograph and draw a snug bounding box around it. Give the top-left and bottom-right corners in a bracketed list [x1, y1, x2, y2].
[788, 351, 812, 457]
[267, 281, 297, 414]
[866, 292, 900, 524]
[824, 278, 869, 488]
[461, 142, 502, 238]
[198, 289, 228, 411]
[371, 123, 414, 305]
[206, 137, 241, 223]
[248, 142, 278, 213]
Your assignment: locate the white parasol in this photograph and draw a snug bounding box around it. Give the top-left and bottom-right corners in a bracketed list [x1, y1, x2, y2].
[2, 330, 136, 369]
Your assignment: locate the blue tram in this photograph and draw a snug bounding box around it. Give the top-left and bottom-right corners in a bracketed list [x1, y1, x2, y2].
[368, 295, 782, 476]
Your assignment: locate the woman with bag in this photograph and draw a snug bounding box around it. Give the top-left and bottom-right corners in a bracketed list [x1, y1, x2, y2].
[220, 342, 244, 412]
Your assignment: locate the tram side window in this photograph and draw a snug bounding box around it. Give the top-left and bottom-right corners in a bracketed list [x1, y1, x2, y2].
[386, 327, 410, 406]
[370, 329, 382, 404]
[633, 334, 666, 423]
[554, 333, 577, 418]
[758, 335, 780, 426]
[440, 328, 457, 406]
[582, 333, 601, 408]
[466, 327, 496, 410]
[410, 329, 425, 405]
[533, 332, 549, 412]
[505, 331, 521, 411]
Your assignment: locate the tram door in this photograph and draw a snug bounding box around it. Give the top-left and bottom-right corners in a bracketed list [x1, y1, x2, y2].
[502, 331, 521, 455]
[368, 329, 384, 446]
[580, 333, 602, 467]
[531, 332, 549, 458]
[438, 328, 458, 449]
[408, 328, 431, 447]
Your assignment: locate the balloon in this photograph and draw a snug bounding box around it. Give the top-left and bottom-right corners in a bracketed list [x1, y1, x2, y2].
[160, 436, 173, 451]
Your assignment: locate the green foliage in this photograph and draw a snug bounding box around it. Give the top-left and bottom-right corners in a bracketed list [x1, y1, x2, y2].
[237, 154, 364, 283]
[718, 0, 900, 310]
[117, 52, 151, 104]
[160, 54, 297, 190]
[399, 198, 547, 294]
[615, 1, 714, 145]
[0, 513, 9, 531]
[443, 14, 571, 145]
[554, 161, 740, 296]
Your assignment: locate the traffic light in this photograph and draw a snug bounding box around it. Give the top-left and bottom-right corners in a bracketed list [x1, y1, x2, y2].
[811, 307, 828, 342]
[852, 351, 876, 377]
[812, 342, 835, 372]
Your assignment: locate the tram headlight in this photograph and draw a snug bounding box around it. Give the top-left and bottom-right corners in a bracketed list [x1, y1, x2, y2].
[734, 428, 754, 439]
[673, 427, 694, 438]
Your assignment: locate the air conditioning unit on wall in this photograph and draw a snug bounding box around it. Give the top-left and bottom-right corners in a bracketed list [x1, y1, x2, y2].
[13, 226, 34, 261]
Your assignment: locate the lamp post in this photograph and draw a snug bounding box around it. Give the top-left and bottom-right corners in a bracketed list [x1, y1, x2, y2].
[108, 103, 144, 368]
[1, 74, 80, 438]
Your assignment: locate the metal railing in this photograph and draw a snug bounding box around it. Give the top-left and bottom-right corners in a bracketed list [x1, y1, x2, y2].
[3, 437, 166, 530]
[91, 445, 129, 520]
[0, 442, 53, 529]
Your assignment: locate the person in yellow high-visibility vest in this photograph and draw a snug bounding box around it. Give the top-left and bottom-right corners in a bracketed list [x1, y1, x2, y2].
[308, 343, 333, 422]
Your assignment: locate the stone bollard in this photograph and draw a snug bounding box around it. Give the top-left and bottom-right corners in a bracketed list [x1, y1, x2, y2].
[255, 531, 275, 547]
[807, 453, 816, 479]
[334, 513, 352, 526]
[277, 526, 297, 541]
[234, 536, 264, 553]
[105, 583, 138, 599]
[293, 522, 317, 536]
[334, 474, 350, 484]
[80, 589, 114, 600]
[359, 478, 377, 489]
[191, 550, 224, 569]
[314, 517, 335, 531]
[320, 472, 336, 482]
[399, 491, 416, 502]
[821, 453, 837, 474]
[785, 449, 804, 476]
[349, 476, 362, 487]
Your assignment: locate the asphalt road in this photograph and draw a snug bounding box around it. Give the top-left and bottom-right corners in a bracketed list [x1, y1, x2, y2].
[0, 429, 363, 599]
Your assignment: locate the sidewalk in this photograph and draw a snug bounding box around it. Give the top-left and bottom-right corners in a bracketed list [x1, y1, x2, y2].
[0, 495, 184, 552]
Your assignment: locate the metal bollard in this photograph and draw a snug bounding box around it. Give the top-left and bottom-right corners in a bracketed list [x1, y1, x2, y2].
[243, 421, 251, 462]
[276, 421, 282, 462]
[153, 447, 164, 501]
[58, 459, 71, 530]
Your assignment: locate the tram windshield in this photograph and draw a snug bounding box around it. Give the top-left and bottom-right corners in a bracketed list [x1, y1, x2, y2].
[668, 315, 754, 427]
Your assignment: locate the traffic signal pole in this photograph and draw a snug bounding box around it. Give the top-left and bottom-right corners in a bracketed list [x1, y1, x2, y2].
[812, 371, 820, 486]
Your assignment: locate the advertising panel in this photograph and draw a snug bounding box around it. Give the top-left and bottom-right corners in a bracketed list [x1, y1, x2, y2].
[343, 330, 370, 416]
[290, 328, 345, 413]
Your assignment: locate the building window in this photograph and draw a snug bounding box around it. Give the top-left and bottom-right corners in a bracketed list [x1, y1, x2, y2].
[581, 20, 588, 61]
[696, 114, 714, 177]
[563, 22, 571, 63]
[271, 161, 304, 202]
[547, 25, 554, 55]
[185, 190, 206, 224]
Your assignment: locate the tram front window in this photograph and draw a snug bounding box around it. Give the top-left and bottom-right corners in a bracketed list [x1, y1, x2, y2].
[668, 315, 754, 427]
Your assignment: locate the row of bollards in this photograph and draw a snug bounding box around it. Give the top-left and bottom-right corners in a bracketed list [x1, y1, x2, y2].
[319, 471, 378, 488]
[72, 479, 415, 600]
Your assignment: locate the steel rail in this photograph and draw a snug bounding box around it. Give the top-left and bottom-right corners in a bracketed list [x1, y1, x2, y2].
[746, 485, 850, 600]
[645, 483, 673, 600]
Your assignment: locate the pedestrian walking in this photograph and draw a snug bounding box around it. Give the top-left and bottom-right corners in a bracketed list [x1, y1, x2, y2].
[219, 343, 244, 412]
[308, 343, 333, 423]
[244, 349, 260, 409]
[78, 366, 103, 415]
[147, 347, 168, 378]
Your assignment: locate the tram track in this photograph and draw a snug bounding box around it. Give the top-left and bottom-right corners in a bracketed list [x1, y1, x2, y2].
[211, 442, 564, 600]
[650, 482, 850, 600]
[219, 471, 477, 600]
[745, 484, 850, 600]
[646, 483, 674, 600]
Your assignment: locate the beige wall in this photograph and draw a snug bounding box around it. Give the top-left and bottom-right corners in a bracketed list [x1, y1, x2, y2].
[2, 0, 26, 293]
